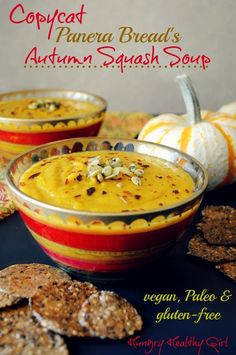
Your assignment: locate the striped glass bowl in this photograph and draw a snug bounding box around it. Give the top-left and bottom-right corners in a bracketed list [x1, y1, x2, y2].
[0, 90, 106, 165]
[6, 137, 207, 280]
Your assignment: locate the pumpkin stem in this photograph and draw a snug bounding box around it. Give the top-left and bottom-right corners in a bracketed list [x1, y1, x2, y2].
[176, 74, 202, 124]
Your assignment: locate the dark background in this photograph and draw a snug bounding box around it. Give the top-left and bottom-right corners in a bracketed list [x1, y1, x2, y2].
[1, 183, 236, 355]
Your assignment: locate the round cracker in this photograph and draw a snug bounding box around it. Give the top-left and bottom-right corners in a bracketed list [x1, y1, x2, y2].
[0, 264, 71, 300]
[188, 234, 236, 263]
[198, 205, 236, 245]
[31, 280, 98, 337]
[0, 305, 68, 355]
[78, 291, 143, 339]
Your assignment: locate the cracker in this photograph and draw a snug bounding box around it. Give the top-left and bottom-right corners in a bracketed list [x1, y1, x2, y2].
[0, 264, 71, 300]
[197, 205, 236, 245]
[0, 305, 68, 354]
[78, 290, 143, 339]
[31, 280, 98, 337]
[216, 262, 236, 282]
[201, 205, 236, 221]
[188, 234, 236, 263]
[0, 291, 21, 309]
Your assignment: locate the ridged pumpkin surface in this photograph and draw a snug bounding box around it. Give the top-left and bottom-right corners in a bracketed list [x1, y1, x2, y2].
[139, 111, 236, 190]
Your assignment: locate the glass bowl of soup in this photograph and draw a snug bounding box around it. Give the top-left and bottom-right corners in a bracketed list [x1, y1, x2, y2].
[0, 90, 106, 165]
[6, 137, 208, 280]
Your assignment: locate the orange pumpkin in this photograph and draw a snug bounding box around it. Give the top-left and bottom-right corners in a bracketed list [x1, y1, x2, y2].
[139, 75, 236, 190]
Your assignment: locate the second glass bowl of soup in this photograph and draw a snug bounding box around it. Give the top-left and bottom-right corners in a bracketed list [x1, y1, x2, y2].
[6, 138, 208, 280]
[0, 90, 106, 165]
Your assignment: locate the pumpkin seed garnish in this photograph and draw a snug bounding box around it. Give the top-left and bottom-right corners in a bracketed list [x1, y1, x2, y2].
[109, 157, 123, 168]
[96, 173, 104, 183]
[87, 168, 102, 178]
[27, 99, 61, 112]
[134, 169, 144, 177]
[102, 166, 113, 177]
[129, 163, 136, 172]
[88, 156, 100, 165]
[86, 155, 146, 186]
[131, 176, 141, 186]
[119, 167, 132, 176]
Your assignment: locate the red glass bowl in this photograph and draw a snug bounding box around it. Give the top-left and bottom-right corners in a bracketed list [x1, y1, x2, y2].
[0, 90, 106, 165]
[6, 138, 208, 280]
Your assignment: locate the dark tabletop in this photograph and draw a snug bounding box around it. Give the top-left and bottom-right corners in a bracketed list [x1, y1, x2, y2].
[1, 183, 236, 355]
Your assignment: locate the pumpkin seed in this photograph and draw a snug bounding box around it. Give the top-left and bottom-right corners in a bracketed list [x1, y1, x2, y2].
[96, 173, 104, 182]
[129, 163, 136, 172]
[119, 167, 132, 176]
[48, 104, 56, 112]
[113, 167, 122, 175]
[105, 167, 121, 179]
[88, 157, 100, 166]
[134, 169, 144, 177]
[87, 169, 102, 178]
[131, 176, 141, 186]
[28, 103, 38, 110]
[102, 166, 113, 177]
[89, 164, 103, 172]
[109, 157, 123, 168]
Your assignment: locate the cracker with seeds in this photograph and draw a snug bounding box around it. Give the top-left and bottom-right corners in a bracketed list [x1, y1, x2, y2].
[78, 290, 143, 339]
[188, 234, 236, 263]
[31, 280, 98, 337]
[197, 205, 236, 245]
[0, 264, 71, 302]
[0, 305, 68, 355]
[216, 262, 236, 282]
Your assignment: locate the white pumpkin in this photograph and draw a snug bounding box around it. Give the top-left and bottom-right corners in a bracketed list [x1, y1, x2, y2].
[219, 102, 236, 117]
[139, 75, 236, 190]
